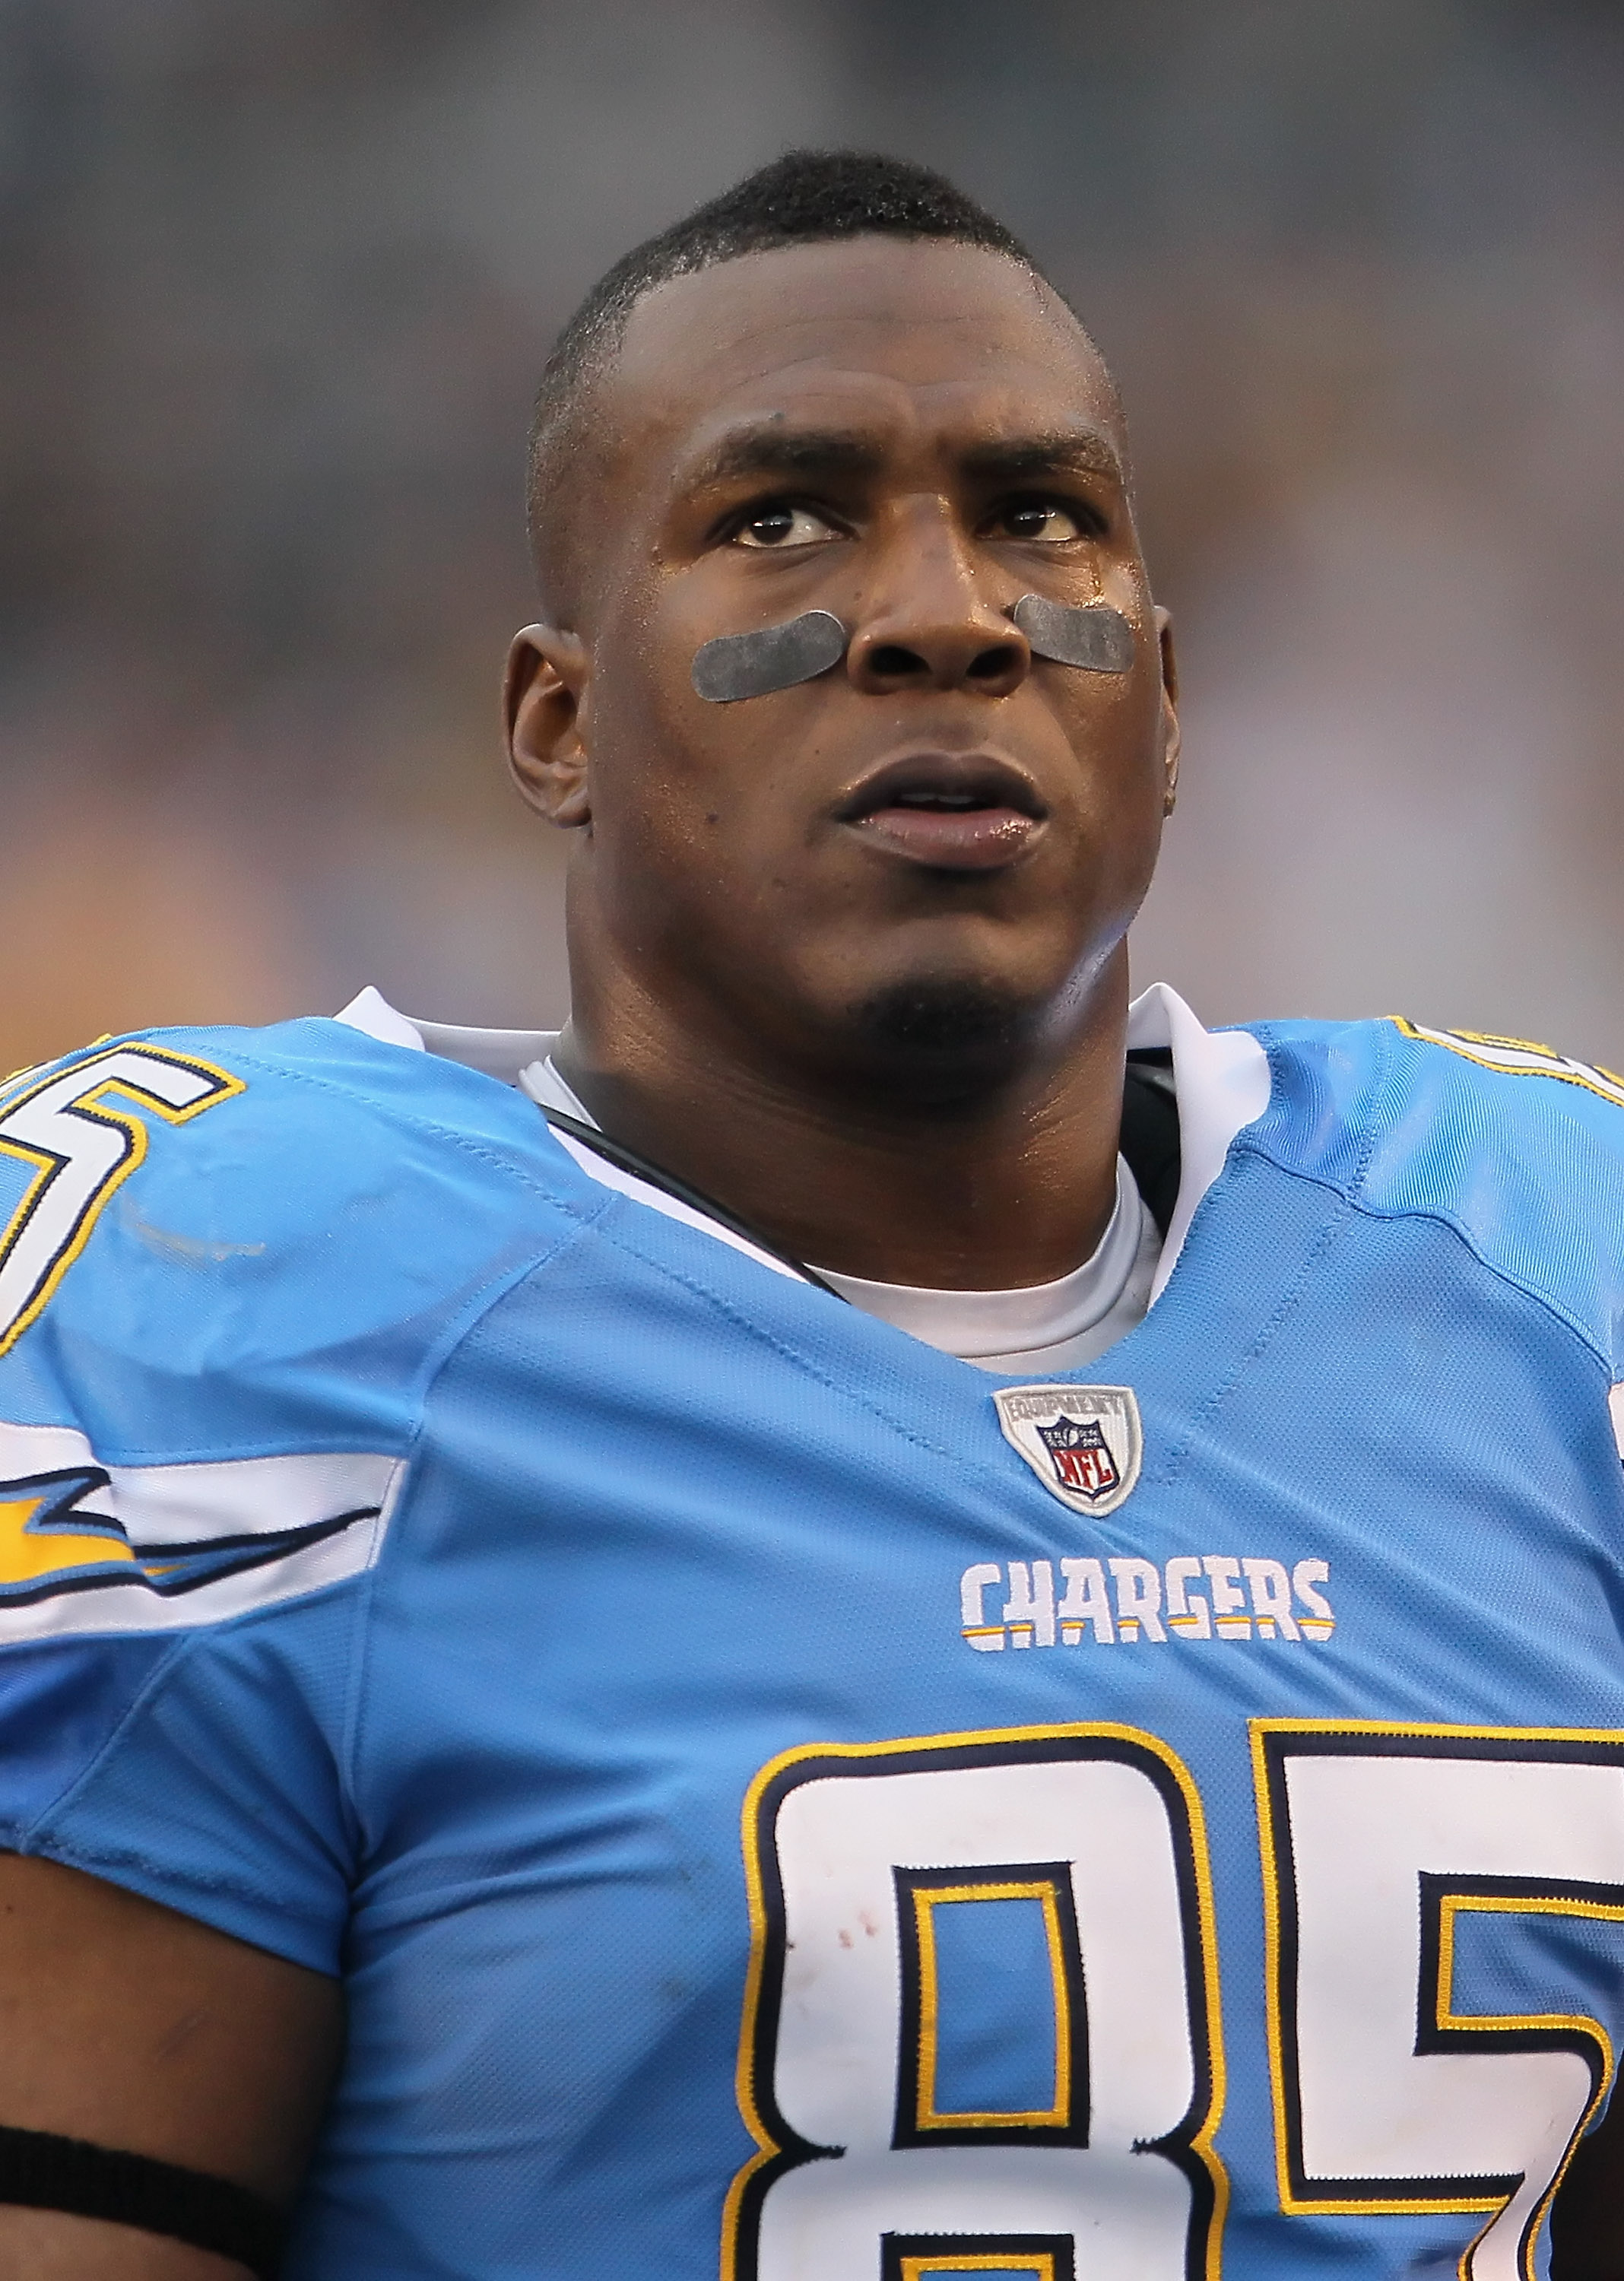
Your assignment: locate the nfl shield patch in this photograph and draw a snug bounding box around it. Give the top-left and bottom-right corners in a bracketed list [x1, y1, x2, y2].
[991, 1384, 1143, 1518]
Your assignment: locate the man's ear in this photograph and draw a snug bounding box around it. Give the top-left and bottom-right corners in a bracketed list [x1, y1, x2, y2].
[1154, 604, 1181, 817]
[506, 623, 592, 828]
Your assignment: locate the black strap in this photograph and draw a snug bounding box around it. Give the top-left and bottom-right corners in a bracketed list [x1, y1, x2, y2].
[0, 2124, 285, 2277]
[539, 1107, 847, 1297]
[1122, 1048, 1182, 1238]
[541, 1052, 1185, 1274]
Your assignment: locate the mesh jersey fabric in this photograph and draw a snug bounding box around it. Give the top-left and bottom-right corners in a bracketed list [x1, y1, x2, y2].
[0, 1007, 1620, 2281]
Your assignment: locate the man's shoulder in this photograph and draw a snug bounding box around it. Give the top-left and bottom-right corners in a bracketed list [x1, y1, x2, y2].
[1255, 1010, 1624, 1174]
[0, 1013, 590, 1442]
[1250, 1013, 1624, 1356]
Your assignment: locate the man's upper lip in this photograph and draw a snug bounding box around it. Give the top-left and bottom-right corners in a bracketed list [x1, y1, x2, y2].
[836, 751, 1048, 823]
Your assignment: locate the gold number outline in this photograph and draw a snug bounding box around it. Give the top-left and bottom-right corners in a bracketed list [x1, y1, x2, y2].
[725, 1720, 1229, 2281]
[0, 1045, 244, 1356]
[1252, 1718, 1624, 2281]
[1390, 1018, 1624, 1110]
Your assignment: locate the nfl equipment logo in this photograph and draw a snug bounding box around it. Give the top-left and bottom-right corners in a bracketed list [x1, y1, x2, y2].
[991, 1384, 1143, 1517]
[1036, 1414, 1120, 1501]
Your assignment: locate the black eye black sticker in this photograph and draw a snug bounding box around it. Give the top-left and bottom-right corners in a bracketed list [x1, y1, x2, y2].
[690, 593, 1136, 703]
[691, 611, 849, 703]
[1011, 594, 1135, 674]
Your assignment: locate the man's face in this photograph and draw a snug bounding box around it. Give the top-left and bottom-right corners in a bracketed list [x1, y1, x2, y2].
[511, 236, 1177, 1093]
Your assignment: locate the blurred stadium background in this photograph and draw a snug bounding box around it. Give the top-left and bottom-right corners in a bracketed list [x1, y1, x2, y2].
[2, 0, 1621, 1074]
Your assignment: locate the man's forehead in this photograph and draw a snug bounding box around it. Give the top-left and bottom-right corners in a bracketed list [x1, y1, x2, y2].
[605, 236, 1121, 475]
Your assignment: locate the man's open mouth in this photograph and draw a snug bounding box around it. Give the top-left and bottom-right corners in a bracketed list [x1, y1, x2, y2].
[836, 752, 1048, 871]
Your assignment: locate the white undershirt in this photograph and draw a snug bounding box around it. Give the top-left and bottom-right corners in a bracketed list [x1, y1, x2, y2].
[524, 1054, 1159, 1376]
[817, 1162, 1159, 1373]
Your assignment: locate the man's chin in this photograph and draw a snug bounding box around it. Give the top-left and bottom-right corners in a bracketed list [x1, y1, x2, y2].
[841, 975, 1046, 1109]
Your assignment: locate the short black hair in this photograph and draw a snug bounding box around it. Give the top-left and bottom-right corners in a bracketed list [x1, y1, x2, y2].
[526, 151, 1055, 608]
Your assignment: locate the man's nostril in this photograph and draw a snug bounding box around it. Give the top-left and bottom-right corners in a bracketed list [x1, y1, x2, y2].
[868, 644, 928, 677]
[967, 642, 1021, 683]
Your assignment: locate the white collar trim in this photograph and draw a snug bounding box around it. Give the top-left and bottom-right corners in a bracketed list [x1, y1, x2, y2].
[331, 982, 1273, 1307]
[1125, 980, 1274, 1299]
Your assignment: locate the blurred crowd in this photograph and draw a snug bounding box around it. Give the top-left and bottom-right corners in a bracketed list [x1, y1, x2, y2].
[2, 0, 1621, 1073]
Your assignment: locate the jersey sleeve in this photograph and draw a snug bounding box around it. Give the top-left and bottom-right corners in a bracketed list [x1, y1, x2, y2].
[1378, 1021, 1624, 1382]
[1263, 1016, 1624, 1397]
[0, 1018, 568, 1969]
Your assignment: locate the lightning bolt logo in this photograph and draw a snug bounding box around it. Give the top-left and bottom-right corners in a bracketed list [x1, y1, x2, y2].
[0, 1467, 382, 1606]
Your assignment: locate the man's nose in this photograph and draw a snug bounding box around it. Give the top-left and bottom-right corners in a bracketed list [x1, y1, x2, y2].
[845, 504, 1031, 698]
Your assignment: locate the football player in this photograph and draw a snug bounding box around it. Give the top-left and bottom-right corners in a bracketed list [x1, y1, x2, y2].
[0, 151, 1619, 2281]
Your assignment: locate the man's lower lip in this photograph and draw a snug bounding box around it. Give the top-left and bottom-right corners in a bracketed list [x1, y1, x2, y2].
[847, 805, 1043, 868]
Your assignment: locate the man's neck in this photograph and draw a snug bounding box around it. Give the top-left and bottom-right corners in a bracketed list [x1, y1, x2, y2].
[552, 960, 1130, 1293]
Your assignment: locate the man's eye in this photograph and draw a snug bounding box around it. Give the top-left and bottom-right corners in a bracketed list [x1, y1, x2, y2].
[731, 505, 839, 549]
[994, 501, 1088, 543]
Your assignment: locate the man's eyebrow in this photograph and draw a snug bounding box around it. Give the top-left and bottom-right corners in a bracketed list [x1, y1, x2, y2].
[675, 422, 1126, 498]
[680, 426, 887, 492]
[959, 429, 1125, 486]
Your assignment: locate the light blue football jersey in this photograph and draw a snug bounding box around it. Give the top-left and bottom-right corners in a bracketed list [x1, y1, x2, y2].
[0, 990, 1622, 2281]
